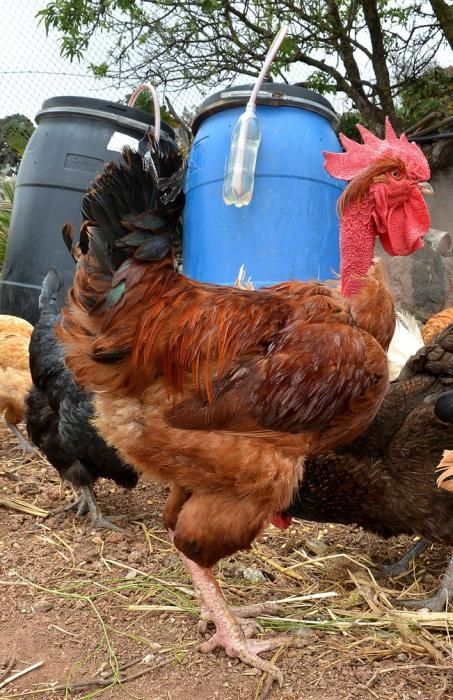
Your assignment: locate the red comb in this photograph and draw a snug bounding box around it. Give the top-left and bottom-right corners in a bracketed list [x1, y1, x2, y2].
[324, 117, 430, 182]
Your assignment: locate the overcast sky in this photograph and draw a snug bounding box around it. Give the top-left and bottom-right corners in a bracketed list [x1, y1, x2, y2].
[1, 0, 139, 121]
[1, 0, 451, 124]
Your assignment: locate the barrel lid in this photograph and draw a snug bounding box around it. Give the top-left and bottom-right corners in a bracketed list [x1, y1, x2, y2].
[36, 95, 175, 139]
[192, 83, 339, 134]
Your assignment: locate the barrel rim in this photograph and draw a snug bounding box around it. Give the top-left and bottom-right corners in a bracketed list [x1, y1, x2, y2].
[36, 97, 176, 139]
[192, 83, 339, 134]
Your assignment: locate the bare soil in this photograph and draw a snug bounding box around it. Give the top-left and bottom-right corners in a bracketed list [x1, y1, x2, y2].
[1, 422, 452, 700]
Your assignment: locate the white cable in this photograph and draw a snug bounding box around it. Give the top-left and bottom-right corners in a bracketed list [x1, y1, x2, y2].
[128, 82, 161, 144]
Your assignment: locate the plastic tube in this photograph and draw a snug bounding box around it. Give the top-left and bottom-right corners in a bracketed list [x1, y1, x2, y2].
[223, 25, 288, 207]
[247, 25, 288, 111]
[128, 82, 161, 144]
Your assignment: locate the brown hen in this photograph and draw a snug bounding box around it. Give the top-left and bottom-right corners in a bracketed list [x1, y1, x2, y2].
[0, 314, 36, 455]
[58, 120, 432, 681]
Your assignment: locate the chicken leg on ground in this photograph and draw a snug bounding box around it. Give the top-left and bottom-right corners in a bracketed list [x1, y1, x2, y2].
[5, 421, 39, 459]
[62, 483, 124, 532]
[197, 599, 285, 638]
[380, 539, 430, 578]
[400, 551, 453, 611]
[176, 545, 302, 685]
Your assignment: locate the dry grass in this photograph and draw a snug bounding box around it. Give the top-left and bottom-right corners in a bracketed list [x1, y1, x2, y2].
[1, 425, 453, 699]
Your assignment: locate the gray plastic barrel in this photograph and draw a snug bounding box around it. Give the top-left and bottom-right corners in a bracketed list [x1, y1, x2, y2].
[0, 96, 171, 323]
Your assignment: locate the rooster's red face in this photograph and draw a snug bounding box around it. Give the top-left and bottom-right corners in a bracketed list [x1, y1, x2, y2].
[323, 118, 432, 258]
[369, 160, 433, 257]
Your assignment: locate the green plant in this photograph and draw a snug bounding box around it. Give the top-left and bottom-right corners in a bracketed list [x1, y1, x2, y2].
[0, 178, 15, 270]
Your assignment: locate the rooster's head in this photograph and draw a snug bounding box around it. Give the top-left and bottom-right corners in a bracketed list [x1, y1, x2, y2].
[324, 118, 432, 259]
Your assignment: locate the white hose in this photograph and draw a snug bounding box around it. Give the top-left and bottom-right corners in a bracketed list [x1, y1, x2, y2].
[247, 25, 288, 112]
[127, 82, 161, 144]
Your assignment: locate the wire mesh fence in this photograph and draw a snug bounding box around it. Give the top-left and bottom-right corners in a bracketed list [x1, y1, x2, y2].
[0, 0, 207, 125]
[1, 0, 334, 129]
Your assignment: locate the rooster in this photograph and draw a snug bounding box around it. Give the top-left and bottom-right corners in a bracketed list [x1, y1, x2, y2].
[0, 314, 37, 456]
[58, 120, 432, 681]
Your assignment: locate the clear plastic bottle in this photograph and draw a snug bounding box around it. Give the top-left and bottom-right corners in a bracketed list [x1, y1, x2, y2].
[222, 24, 287, 208]
[223, 105, 261, 207]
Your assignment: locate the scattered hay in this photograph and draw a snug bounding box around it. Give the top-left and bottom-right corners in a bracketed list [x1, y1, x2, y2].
[1, 425, 453, 699]
[0, 494, 48, 518]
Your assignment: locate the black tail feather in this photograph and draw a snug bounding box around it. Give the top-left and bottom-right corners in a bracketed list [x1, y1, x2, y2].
[80, 140, 185, 279]
[39, 269, 65, 315]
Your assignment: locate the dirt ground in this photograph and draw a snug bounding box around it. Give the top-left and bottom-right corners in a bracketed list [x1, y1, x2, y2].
[1, 422, 453, 700]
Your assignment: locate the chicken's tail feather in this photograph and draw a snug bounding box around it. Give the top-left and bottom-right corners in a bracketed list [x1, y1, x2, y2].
[75, 141, 185, 316]
[39, 269, 65, 316]
[58, 140, 185, 390]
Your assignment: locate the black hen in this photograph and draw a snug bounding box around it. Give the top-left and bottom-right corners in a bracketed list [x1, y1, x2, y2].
[286, 324, 453, 611]
[26, 269, 139, 530]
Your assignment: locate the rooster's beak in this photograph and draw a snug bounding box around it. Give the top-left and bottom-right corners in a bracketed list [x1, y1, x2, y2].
[419, 182, 434, 195]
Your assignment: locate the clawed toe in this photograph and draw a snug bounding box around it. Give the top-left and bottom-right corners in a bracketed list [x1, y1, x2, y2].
[89, 514, 124, 532]
[398, 592, 448, 612]
[198, 632, 287, 686]
[198, 631, 303, 686]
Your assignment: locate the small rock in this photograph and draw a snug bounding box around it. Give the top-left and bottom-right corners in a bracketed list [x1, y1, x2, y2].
[108, 532, 125, 544]
[241, 567, 268, 583]
[127, 550, 145, 564]
[125, 569, 138, 580]
[305, 538, 330, 556]
[32, 599, 53, 613]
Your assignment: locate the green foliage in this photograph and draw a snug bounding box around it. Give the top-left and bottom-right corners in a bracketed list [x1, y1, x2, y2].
[0, 179, 15, 270]
[37, 0, 449, 128]
[397, 66, 453, 128]
[337, 112, 372, 140]
[125, 91, 180, 128]
[0, 114, 34, 175]
[0, 124, 27, 270]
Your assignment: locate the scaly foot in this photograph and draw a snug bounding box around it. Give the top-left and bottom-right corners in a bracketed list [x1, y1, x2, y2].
[199, 622, 299, 686]
[6, 422, 39, 460]
[61, 485, 124, 532]
[177, 547, 302, 685]
[398, 549, 453, 611]
[399, 591, 449, 612]
[197, 600, 284, 637]
[380, 540, 429, 577]
[64, 492, 89, 517]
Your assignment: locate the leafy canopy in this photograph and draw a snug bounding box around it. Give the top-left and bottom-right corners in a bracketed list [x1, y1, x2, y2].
[38, 0, 451, 129]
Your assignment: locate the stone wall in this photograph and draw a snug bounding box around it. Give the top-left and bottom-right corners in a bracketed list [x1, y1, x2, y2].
[382, 164, 453, 321]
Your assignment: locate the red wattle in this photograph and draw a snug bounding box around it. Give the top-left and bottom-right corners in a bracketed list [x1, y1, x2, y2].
[271, 513, 293, 529]
[374, 186, 430, 256]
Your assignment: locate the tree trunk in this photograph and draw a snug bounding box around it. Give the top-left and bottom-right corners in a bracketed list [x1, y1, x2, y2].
[360, 0, 399, 128]
[429, 0, 453, 48]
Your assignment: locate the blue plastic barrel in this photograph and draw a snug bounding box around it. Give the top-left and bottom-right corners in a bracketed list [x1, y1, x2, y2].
[183, 83, 344, 287]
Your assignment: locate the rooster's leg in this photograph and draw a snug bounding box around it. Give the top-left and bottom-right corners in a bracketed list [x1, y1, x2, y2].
[400, 550, 453, 611]
[64, 484, 124, 532]
[5, 421, 39, 458]
[178, 550, 300, 685]
[197, 600, 284, 637]
[380, 539, 429, 577]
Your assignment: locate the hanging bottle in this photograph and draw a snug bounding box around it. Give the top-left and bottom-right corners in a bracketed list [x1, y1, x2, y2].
[223, 24, 288, 207]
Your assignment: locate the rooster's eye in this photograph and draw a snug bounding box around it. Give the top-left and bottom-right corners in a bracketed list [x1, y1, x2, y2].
[390, 168, 401, 179]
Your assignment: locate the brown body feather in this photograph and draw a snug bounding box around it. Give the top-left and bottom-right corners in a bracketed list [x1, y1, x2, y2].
[423, 308, 453, 345]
